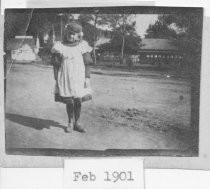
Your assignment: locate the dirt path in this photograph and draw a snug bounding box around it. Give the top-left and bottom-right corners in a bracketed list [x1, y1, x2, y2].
[5, 63, 196, 155]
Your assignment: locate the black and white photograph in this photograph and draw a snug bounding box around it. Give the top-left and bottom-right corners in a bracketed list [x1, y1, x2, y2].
[4, 6, 203, 157]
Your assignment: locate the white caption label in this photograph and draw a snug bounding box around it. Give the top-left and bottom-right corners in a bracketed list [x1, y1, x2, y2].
[64, 157, 144, 189]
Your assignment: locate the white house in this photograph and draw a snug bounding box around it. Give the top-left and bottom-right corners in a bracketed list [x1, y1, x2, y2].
[7, 36, 40, 62]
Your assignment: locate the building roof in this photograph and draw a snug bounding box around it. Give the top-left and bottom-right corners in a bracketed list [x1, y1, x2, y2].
[7, 38, 36, 50]
[140, 38, 179, 51]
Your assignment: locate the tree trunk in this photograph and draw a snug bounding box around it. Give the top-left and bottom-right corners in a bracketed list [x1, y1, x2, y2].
[93, 15, 98, 65]
[93, 45, 97, 65]
[60, 16, 63, 40]
[120, 15, 126, 64]
[121, 34, 125, 64]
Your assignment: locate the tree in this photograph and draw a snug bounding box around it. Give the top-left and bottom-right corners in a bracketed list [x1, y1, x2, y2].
[160, 13, 202, 56]
[145, 13, 202, 53]
[145, 20, 177, 39]
[145, 12, 203, 132]
[78, 13, 109, 64]
[98, 22, 142, 58]
[145, 13, 202, 67]
[159, 13, 202, 133]
[4, 10, 34, 39]
[104, 14, 136, 63]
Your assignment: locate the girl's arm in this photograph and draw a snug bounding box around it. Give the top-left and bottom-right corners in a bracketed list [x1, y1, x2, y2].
[83, 52, 93, 78]
[51, 53, 62, 80]
[50, 42, 63, 81]
[53, 65, 59, 81]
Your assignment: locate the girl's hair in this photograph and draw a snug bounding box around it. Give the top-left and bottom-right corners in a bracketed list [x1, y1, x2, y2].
[62, 23, 83, 44]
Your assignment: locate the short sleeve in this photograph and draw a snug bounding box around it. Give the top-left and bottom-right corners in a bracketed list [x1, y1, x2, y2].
[79, 40, 92, 54]
[51, 42, 63, 54]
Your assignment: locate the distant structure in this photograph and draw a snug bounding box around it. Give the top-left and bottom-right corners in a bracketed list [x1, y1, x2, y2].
[138, 38, 184, 66]
[96, 37, 184, 68]
[6, 36, 40, 62]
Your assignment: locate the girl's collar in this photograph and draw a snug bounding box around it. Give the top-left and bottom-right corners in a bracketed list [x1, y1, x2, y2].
[62, 40, 82, 47]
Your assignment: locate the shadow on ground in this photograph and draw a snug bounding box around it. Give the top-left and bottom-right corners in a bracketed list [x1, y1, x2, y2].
[5, 113, 66, 131]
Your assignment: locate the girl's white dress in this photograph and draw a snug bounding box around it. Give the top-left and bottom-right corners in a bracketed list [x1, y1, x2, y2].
[51, 40, 92, 98]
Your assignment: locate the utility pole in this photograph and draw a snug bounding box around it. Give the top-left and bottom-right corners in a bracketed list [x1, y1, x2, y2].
[93, 9, 99, 65]
[58, 13, 64, 40]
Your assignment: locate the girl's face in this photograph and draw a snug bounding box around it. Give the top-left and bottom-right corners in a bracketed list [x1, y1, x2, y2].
[66, 31, 81, 43]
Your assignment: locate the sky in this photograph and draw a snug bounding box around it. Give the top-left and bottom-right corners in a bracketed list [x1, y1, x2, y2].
[135, 14, 159, 38]
[99, 14, 159, 38]
[72, 14, 159, 38]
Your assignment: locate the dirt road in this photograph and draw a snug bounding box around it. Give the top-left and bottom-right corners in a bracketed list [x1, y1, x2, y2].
[5, 63, 196, 155]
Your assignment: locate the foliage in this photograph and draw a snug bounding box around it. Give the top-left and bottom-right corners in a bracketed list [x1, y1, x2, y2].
[145, 20, 177, 39]
[98, 14, 141, 60]
[158, 13, 202, 42]
[98, 23, 141, 55]
[78, 14, 109, 26]
[104, 14, 133, 29]
[76, 21, 98, 46]
[78, 13, 110, 64]
[4, 10, 34, 39]
[147, 13, 203, 55]
[148, 12, 203, 131]
[144, 12, 203, 72]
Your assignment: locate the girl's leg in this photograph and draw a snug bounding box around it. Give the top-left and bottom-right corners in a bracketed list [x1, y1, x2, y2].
[65, 99, 74, 132]
[73, 98, 86, 133]
[74, 98, 81, 122]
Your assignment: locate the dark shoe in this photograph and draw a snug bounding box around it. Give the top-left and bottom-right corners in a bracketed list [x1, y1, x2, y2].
[74, 123, 86, 133]
[65, 123, 73, 133]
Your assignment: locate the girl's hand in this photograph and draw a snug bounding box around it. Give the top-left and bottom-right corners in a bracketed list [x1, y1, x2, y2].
[84, 78, 90, 88]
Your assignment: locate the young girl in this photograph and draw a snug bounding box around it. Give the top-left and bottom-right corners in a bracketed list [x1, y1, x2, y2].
[51, 22, 93, 133]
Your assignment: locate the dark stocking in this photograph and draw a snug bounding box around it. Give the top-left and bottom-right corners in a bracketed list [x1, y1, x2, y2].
[73, 98, 86, 133]
[66, 100, 74, 123]
[74, 98, 81, 122]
